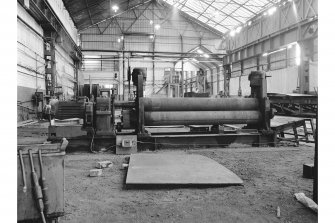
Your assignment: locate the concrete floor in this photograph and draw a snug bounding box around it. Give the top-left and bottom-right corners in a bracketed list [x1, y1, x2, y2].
[17, 118, 317, 223]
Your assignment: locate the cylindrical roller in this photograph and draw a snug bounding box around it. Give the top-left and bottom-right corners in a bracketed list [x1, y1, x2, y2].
[143, 98, 259, 111]
[144, 111, 261, 126]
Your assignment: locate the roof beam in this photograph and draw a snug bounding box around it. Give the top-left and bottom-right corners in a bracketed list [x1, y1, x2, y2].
[197, 0, 244, 26]
[214, 0, 251, 29]
[125, 1, 152, 32]
[157, 0, 223, 36]
[178, 4, 228, 32]
[196, 0, 216, 19]
[71, 0, 109, 17]
[79, 0, 153, 31]
[229, 0, 257, 16]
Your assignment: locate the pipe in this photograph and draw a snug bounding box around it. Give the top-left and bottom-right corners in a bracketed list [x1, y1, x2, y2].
[18, 150, 27, 193]
[38, 150, 49, 214]
[144, 111, 261, 126]
[83, 49, 226, 56]
[143, 98, 259, 111]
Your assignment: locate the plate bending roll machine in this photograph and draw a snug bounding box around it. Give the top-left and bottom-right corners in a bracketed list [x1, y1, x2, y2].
[50, 70, 276, 151]
[114, 70, 275, 150]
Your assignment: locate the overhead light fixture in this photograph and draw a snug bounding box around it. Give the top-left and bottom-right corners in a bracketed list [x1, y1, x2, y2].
[120, 36, 124, 40]
[248, 21, 252, 26]
[154, 24, 160, 30]
[236, 26, 242, 33]
[149, 35, 154, 39]
[262, 53, 268, 57]
[268, 7, 277, 15]
[149, 20, 153, 25]
[203, 54, 210, 58]
[263, 12, 268, 16]
[117, 38, 121, 43]
[229, 30, 236, 37]
[112, 5, 119, 12]
[197, 49, 204, 54]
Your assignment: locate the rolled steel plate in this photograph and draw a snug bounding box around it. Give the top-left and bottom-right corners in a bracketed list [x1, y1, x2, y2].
[143, 98, 259, 111]
[144, 111, 261, 126]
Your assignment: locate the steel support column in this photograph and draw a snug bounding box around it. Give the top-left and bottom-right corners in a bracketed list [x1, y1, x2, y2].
[298, 39, 314, 94]
[223, 64, 231, 97]
[44, 31, 56, 96]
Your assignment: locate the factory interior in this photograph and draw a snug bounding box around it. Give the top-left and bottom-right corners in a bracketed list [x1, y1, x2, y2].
[7, 0, 331, 222]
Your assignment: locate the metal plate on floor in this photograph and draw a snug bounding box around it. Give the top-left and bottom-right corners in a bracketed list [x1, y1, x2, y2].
[126, 153, 243, 186]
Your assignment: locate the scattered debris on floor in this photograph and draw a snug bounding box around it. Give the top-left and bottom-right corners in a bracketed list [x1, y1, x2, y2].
[96, 161, 113, 169]
[89, 169, 102, 177]
[121, 163, 129, 169]
[294, 192, 318, 213]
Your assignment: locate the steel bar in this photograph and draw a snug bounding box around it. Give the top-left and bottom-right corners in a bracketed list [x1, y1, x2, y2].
[144, 111, 261, 126]
[143, 98, 259, 111]
[18, 150, 27, 193]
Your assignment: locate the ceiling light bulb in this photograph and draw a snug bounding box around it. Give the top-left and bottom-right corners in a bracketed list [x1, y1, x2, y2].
[248, 21, 252, 26]
[112, 5, 119, 12]
[154, 24, 160, 30]
[120, 36, 124, 40]
[229, 30, 236, 37]
[149, 35, 154, 39]
[149, 20, 153, 25]
[197, 49, 204, 54]
[268, 7, 277, 15]
[204, 54, 209, 58]
[117, 38, 121, 43]
[236, 26, 242, 33]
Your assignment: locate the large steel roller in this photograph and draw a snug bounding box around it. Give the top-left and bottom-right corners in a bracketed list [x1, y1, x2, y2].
[144, 111, 261, 126]
[143, 98, 259, 111]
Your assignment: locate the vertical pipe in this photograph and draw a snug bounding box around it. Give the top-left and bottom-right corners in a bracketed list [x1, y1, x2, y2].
[223, 66, 227, 96]
[100, 55, 102, 71]
[180, 35, 184, 97]
[203, 70, 207, 93]
[217, 67, 220, 95]
[152, 38, 155, 93]
[190, 71, 193, 92]
[128, 57, 130, 97]
[210, 69, 213, 95]
[122, 41, 125, 100]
